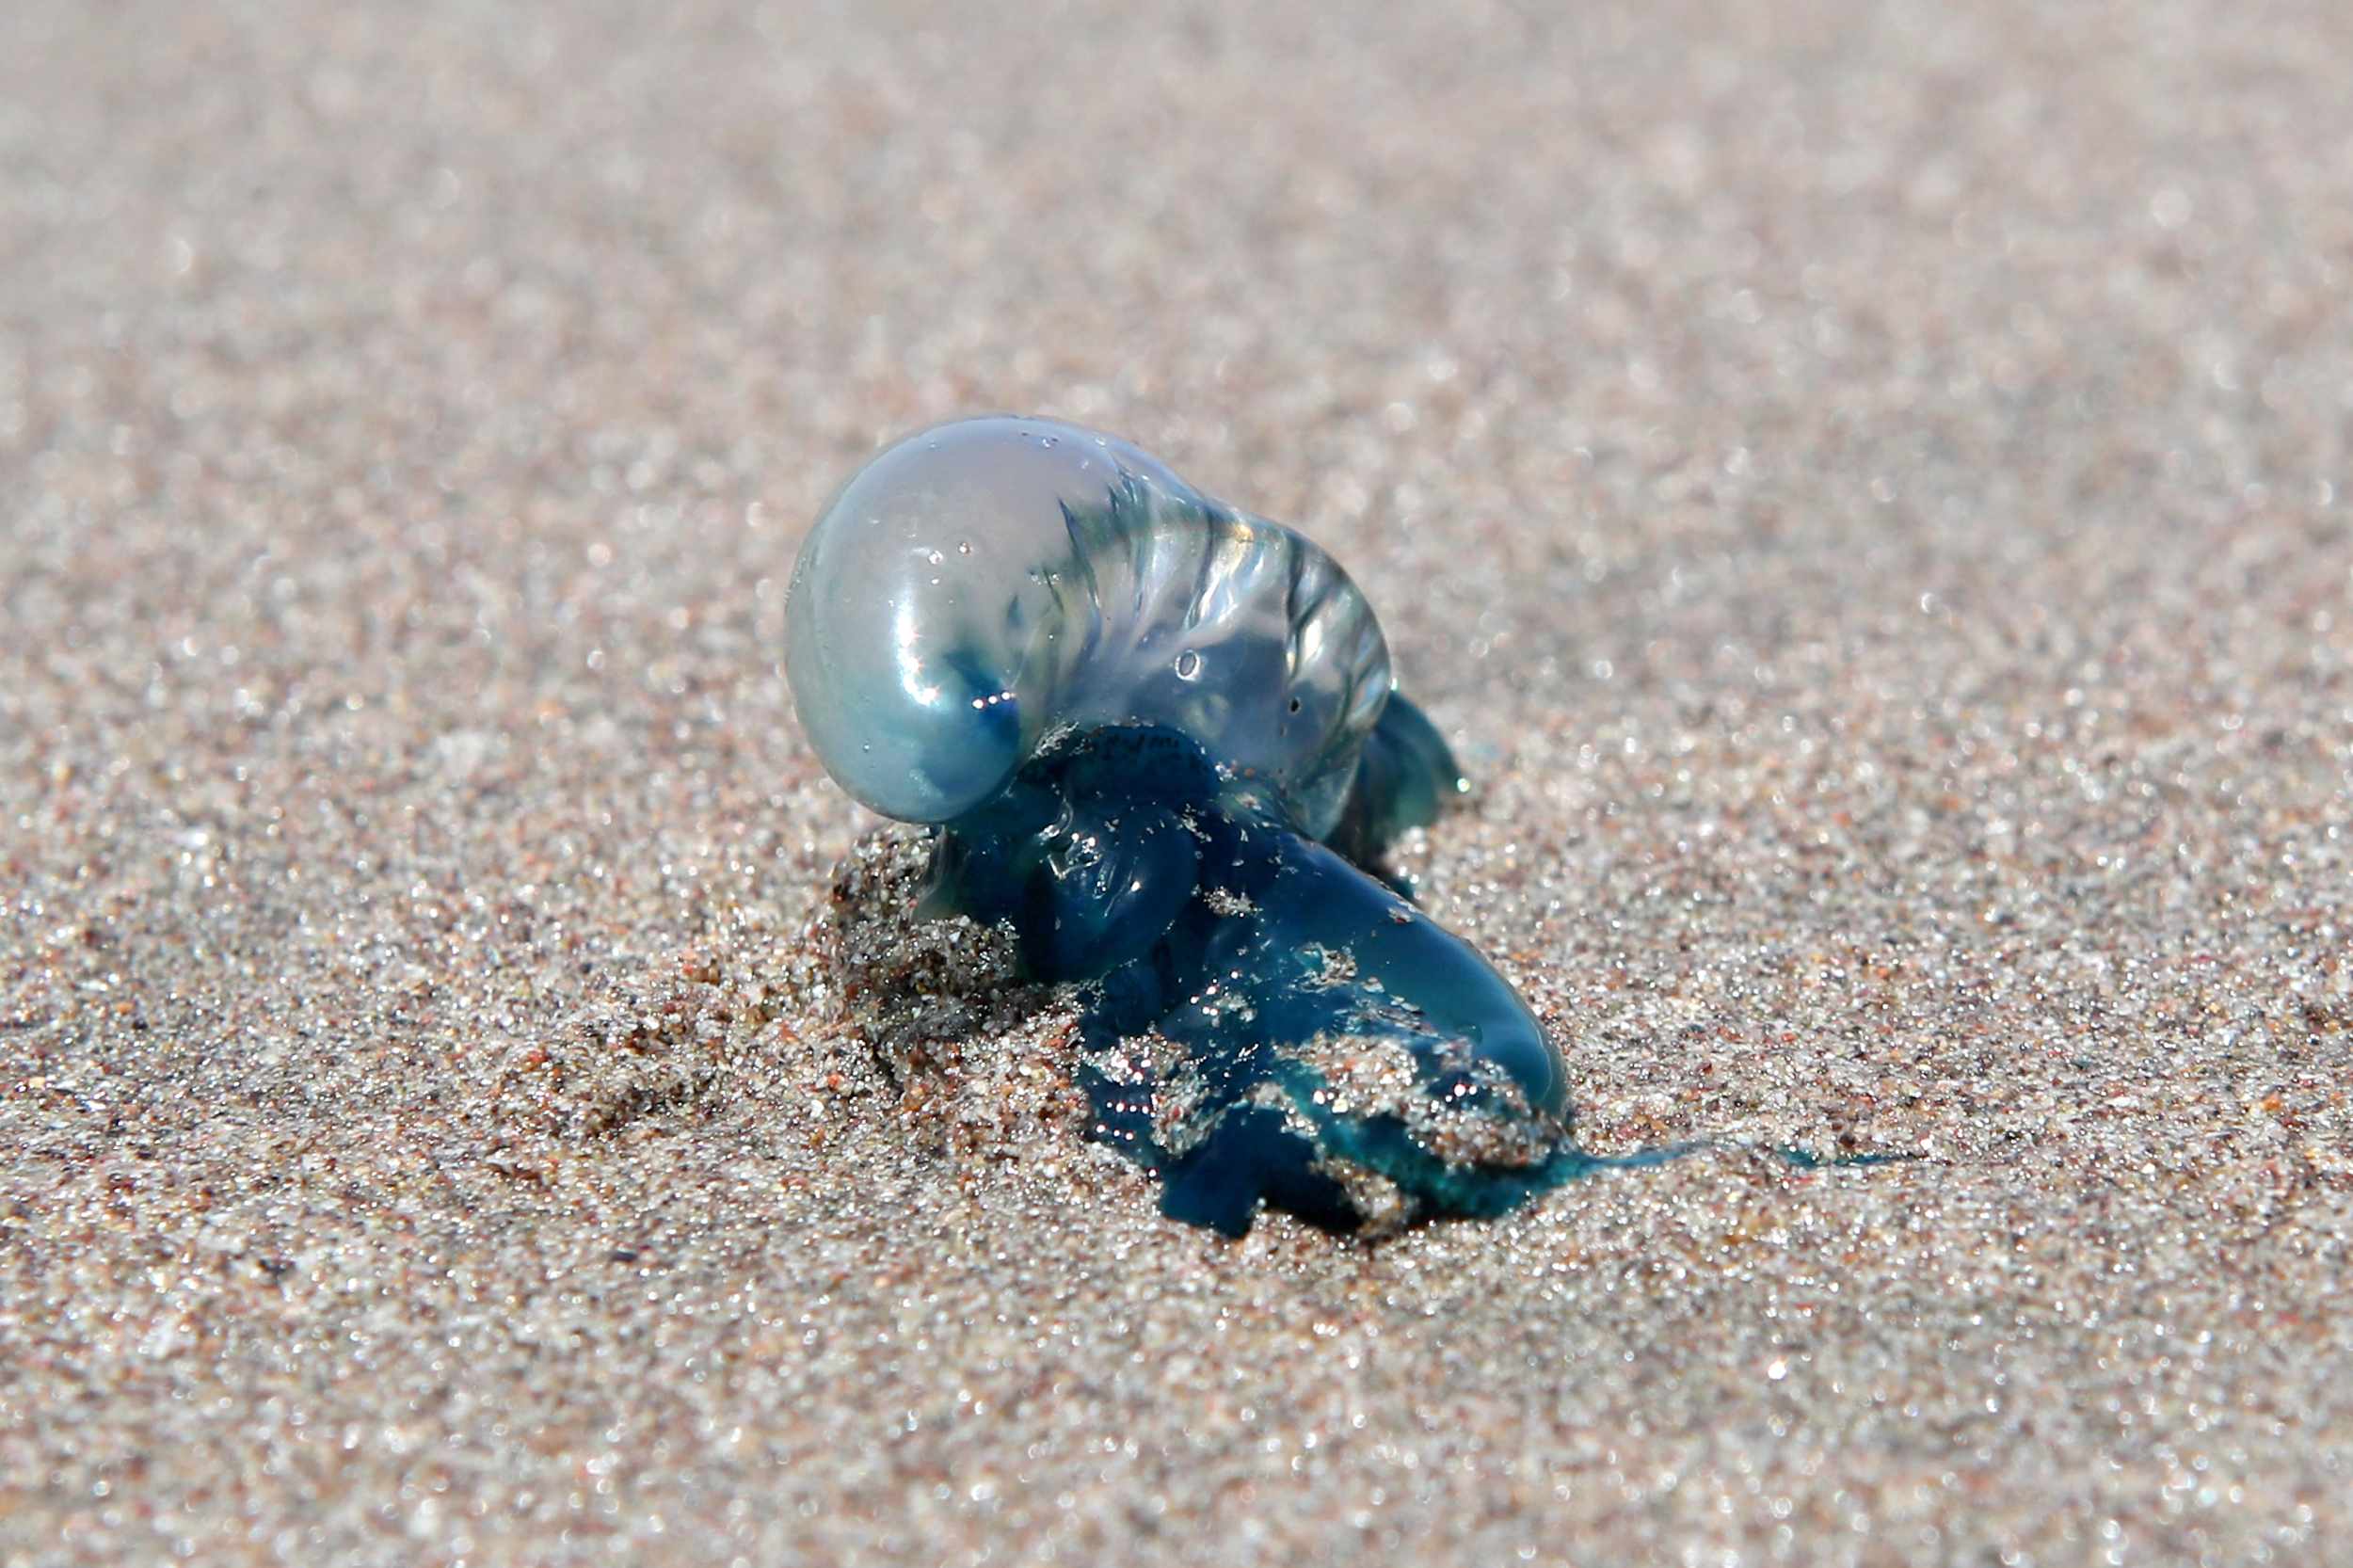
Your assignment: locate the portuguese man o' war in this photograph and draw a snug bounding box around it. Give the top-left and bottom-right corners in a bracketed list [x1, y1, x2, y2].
[787, 416, 1630, 1235]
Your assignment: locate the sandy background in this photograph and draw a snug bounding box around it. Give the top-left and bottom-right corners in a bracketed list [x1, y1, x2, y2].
[5, 1, 2351, 1563]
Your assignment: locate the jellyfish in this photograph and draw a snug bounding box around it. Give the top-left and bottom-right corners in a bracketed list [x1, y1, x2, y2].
[787, 416, 1589, 1235]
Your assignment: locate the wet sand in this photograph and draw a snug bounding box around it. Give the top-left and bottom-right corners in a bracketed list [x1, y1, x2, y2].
[4, 1, 2349, 1562]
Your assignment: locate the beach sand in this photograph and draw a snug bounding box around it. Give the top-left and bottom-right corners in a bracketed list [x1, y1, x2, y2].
[4, 1, 2350, 1562]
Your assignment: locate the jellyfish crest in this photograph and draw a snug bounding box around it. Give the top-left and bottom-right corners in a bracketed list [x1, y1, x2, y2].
[785, 416, 1394, 835]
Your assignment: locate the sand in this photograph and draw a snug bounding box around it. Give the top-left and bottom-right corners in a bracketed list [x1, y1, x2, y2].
[4, 0, 2350, 1563]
